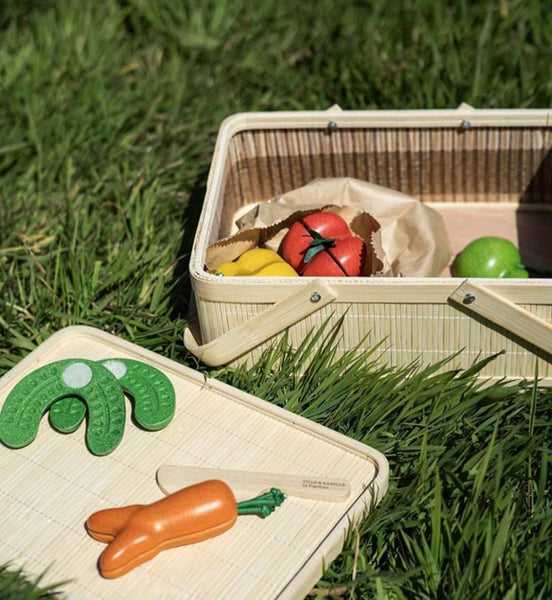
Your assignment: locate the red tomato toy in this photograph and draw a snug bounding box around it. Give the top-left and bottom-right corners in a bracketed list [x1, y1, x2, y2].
[281, 212, 366, 276]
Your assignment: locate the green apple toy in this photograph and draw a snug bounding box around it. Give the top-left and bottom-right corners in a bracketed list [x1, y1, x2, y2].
[453, 237, 529, 278]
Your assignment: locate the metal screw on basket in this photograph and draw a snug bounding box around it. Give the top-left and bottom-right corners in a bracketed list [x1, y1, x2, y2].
[463, 293, 476, 305]
[327, 121, 338, 132]
[310, 292, 322, 303]
[460, 119, 471, 130]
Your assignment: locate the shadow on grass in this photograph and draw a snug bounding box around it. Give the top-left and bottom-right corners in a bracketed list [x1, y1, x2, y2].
[169, 166, 210, 322]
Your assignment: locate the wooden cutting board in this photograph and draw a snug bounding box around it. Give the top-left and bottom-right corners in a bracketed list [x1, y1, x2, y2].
[0, 326, 388, 600]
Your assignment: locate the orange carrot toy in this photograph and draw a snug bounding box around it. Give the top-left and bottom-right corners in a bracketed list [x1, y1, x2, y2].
[87, 480, 285, 578]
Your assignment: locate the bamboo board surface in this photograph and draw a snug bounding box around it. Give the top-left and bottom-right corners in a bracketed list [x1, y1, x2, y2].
[0, 326, 388, 600]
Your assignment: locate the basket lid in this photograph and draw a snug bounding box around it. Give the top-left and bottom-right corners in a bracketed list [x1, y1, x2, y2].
[0, 326, 388, 600]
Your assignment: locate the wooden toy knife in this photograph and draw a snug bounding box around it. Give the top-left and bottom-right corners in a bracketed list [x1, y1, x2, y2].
[156, 465, 351, 502]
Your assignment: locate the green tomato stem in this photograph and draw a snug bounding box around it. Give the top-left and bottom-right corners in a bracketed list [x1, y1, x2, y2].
[303, 225, 336, 263]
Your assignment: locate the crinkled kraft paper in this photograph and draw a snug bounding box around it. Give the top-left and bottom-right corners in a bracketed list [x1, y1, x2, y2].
[205, 178, 453, 277]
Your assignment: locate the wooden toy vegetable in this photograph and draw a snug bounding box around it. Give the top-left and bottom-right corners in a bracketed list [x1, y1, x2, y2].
[453, 237, 529, 278]
[281, 211, 366, 276]
[215, 248, 298, 277]
[0, 358, 175, 456]
[0, 359, 126, 455]
[87, 480, 286, 578]
[50, 358, 175, 433]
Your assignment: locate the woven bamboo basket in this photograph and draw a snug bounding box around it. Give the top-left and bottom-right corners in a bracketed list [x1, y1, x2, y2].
[186, 106, 552, 382]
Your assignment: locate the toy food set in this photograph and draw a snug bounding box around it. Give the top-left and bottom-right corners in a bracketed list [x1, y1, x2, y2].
[205, 177, 452, 280]
[0, 326, 388, 599]
[185, 106, 552, 382]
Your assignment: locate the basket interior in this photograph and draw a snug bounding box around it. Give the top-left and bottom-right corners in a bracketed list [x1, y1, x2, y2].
[207, 126, 552, 274]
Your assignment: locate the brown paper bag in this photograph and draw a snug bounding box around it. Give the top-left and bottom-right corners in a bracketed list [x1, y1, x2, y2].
[205, 178, 453, 277]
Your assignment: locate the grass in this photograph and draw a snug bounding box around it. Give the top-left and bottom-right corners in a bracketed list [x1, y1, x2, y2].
[0, 564, 67, 599]
[0, 0, 551, 598]
[222, 326, 552, 599]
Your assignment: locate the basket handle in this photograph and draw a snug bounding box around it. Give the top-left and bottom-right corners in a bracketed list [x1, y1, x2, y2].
[449, 280, 552, 356]
[184, 280, 338, 366]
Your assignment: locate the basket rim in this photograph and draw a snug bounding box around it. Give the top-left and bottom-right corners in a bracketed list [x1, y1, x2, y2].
[217, 107, 552, 137]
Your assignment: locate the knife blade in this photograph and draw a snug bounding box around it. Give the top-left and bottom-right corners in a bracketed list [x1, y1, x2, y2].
[156, 465, 351, 502]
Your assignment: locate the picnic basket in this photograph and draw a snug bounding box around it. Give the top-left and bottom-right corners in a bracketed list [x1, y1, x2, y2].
[185, 106, 552, 382]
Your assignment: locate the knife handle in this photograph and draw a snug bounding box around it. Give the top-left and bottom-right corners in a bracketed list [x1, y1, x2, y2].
[156, 466, 351, 502]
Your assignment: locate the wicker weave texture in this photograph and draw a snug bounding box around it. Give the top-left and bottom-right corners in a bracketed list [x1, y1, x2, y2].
[217, 126, 552, 239]
[190, 110, 552, 380]
[195, 299, 552, 379]
[0, 327, 387, 600]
